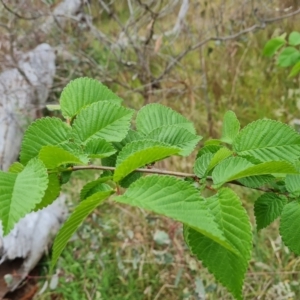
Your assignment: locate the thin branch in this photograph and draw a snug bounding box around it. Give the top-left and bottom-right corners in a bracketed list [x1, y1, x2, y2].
[0, 0, 42, 20]
[153, 7, 300, 85]
[69, 165, 280, 194]
[71, 165, 196, 178]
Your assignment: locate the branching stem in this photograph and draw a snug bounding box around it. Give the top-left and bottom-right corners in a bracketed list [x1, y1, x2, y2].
[67, 165, 278, 194]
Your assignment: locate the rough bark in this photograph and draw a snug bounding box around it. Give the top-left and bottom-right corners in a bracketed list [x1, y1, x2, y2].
[0, 43, 55, 170]
[0, 197, 67, 298]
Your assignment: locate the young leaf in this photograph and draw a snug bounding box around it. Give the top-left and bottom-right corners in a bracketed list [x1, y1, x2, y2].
[233, 119, 300, 162]
[8, 162, 24, 173]
[115, 175, 235, 252]
[277, 47, 300, 67]
[85, 138, 116, 158]
[20, 118, 71, 165]
[255, 193, 287, 230]
[0, 159, 48, 235]
[262, 37, 285, 57]
[204, 139, 222, 146]
[221, 111, 240, 144]
[280, 201, 300, 255]
[194, 153, 213, 178]
[184, 188, 252, 300]
[34, 173, 61, 211]
[207, 148, 233, 171]
[72, 101, 134, 144]
[289, 61, 300, 78]
[136, 103, 196, 135]
[113, 140, 180, 182]
[212, 157, 296, 187]
[39, 146, 86, 169]
[80, 176, 113, 200]
[197, 145, 221, 158]
[195, 147, 232, 179]
[51, 190, 114, 269]
[288, 31, 300, 46]
[147, 125, 202, 156]
[60, 77, 122, 119]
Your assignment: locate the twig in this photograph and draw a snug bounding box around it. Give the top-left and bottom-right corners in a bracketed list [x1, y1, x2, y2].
[0, 0, 42, 20]
[152, 7, 300, 85]
[71, 165, 196, 178]
[200, 47, 213, 137]
[68, 165, 280, 194]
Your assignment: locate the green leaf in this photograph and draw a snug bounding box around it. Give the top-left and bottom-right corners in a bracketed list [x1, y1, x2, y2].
[207, 148, 233, 171]
[212, 157, 252, 186]
[233, 119, 300, 162]
[184, 188, 252, 300]
[237, 175, 274, 188]
[39, 145, 86, 169]
[80, 177, 113, 200]
[115, 175, 235, 252]
[60, 77, 122, 119]
[221, 111, 240, 144]
[34, 173, 61, 211]
[147, 125, 202, 156]
[57, 142, 89, 165]
[136, 103, 196, 135]
[280, 201, 300, 255]
[194, 153, 213, 178]
[0, 159, 48, 235]
[286, 172, 300, 196]
[60, 171, 72, 185]
[288, 31, 300, 46]
[83, 183, 111, 200]
[263, 37, 285, 57]
[277, 47, 300, 67]
[285, 161, 300, 196]
[269, 180, 288, 193]
[119, 171, 143, 188]
[20, 118, 71, 165]
[212, 157, 296, 187]
[204, 139, 222, 146]
[85, 138, 116, 158]
[197, 145, 221, 158]
[289, 61, 300, 77]
[8, 162, 24, 173]
[113, 140, 180, 182]
[254, 193, 287, 231]
[72, 101, 134, 144]
[113, 130, 143, 151]
[51, 190, 114, 269]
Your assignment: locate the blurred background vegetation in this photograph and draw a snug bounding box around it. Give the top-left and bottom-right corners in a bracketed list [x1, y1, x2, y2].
[1, 0, 300, 299]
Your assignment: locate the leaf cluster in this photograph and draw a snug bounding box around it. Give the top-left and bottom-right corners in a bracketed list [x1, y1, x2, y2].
[263, 31, 300, 77]
[2, 77, 300, 299]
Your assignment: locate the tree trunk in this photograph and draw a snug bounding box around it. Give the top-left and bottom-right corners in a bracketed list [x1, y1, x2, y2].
[0, 1, 84, 297]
